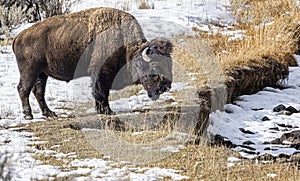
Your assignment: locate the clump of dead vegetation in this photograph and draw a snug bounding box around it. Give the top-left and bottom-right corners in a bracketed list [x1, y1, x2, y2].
[0, 152, 12, 180]
[137, 0, 154, 9]
[196, 0, 300, 69]
[192, 0, 300, 102]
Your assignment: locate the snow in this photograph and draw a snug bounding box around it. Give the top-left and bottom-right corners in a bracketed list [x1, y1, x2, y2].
[1, 0, 299, 180]
[208, 56, 300, 158]
[267, 173, 278, 178]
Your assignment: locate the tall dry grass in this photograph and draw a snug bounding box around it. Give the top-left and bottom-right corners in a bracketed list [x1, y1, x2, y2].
[196, 0, 300, 69]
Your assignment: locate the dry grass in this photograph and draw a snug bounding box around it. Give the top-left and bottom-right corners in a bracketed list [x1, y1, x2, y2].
[27, 119, 102, 161]
[0, 39, 12, 46]
[25, 119, 300, 180]
[152, 145, 300, 180]
[109, 84, 143, 101]
[137, 0, 153, 9]
[195, 0, 300, 69]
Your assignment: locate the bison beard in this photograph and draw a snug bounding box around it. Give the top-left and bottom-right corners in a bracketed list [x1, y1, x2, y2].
[13, 7, 173, 120]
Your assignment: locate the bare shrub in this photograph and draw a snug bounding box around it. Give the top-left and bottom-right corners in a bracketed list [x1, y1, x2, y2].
[195, 0, 300, 68]
[0, 4, 28, 38]
[0, 152, 12, 181]
[0, 0, 80, 39]
[137, 0, 154, 9]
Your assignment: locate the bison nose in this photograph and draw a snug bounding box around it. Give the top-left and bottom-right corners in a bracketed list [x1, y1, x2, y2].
[148, 91, 160, 101]
[159, 85, 170, 94]
[164, 83, 171, 91]
[165, 86, 171, 92]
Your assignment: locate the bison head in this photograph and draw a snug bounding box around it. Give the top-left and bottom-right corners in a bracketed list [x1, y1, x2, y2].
[133, 38, 173, 100]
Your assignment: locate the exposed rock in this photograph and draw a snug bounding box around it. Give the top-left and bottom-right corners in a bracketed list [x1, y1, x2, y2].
[240, 149, 258, 155]
[252, 108, 263, 111]
[243, 141, 255, 145]
[264, 147, 278, 151]
[239, 128, 255, 134]
[269, 127, 280, 131]
[280, 130, 300, 145]
[210, 134, 236, 148]
[268, 130, 300, 150]
[239, 145, 256, 151]
[277, 123, 293, 128]
[256, 153, 290, 162]
[270, 138, 282, 144]
[285, 106, 298, 114]
[261, 116, 270, 121]
[273, 104, 286, 112]
[291, 143, 300, 150]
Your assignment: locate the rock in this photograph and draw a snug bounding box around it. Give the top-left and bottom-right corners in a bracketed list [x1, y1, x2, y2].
[239, 128, 255, 134]
[256, 153, 290, 162]
[243, 141, 255, 145]
[210, 134, 236, 148]
[252, 108, 263, 111]
[240, 149, 258, 155]
[256, 154, 275, 161]
[280, 130, 300, 144]
[277, 123, 285, 127]
[270, 138, 281, 144]
[285, 106, 298, 114]
[273, 104, 286, 112]
[264, 147, 278, 151]
[291, 143, 300, 150]
[239, 145, 256, 151]
[277, 123, 293, 128]
[268, 130, 300, 150]
[269, 127, 280, 131]
[261, 116, 270, 121]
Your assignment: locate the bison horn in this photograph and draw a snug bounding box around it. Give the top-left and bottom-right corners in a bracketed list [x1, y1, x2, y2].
[142, 47, 151, 62]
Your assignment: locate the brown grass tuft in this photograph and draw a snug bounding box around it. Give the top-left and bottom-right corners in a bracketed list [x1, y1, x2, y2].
[137, 0, 153, 9]
[196, 0, 300, 69]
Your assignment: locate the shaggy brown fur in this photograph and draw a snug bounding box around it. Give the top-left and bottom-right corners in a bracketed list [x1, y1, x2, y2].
[13, 7, 173, 120]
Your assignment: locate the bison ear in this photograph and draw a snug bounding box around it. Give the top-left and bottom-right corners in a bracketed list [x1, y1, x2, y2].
[142, 47, 151, 62]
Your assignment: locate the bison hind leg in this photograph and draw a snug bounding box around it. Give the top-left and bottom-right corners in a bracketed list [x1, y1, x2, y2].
[32, 72, 57, 118]
[17, 71, 41, 120]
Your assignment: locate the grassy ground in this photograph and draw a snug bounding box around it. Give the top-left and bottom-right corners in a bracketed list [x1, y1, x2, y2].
[197, 0, 300, 69]
[8, 0, 300, 180]
[25, 118, 300, 180]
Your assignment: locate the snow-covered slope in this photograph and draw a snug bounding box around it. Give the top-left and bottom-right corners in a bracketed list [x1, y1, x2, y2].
[209, 56, 300, 158]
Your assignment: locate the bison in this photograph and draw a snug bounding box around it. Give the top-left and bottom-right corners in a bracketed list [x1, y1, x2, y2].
[13, 7, 173, 120]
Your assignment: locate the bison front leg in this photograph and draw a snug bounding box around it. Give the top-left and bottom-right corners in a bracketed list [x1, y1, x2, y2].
[92, 74, 113, 115]
[32, 73, 57, 118]
[95, 99, 113, 115]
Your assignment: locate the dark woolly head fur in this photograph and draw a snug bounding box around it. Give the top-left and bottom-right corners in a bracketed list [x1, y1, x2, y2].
[132, 38, 173, 100]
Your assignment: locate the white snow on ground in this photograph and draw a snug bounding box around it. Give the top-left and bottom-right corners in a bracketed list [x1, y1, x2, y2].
[71, 0, 236, 40]
[2, 0, 299, 180]
[208, 56, 300, 159]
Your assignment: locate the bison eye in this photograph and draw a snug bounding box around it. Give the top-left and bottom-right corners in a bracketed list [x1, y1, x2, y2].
[152, 75, 160, 81]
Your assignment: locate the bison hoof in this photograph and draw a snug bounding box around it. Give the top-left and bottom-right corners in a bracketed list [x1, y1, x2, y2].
[42, 110, 57, 118]
[96, 107, 113, 115]
[24, 114, 34, 120]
